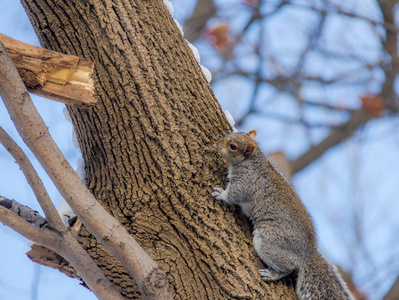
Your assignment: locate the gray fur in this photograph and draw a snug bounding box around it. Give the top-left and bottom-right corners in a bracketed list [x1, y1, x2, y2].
[212, 131, 353, 300]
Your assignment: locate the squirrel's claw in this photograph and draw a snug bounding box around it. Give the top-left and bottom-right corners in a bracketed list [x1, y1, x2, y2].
[212, 187, 226, 200]
[258, 268, 290, 282]
[212, 187, 223, 197]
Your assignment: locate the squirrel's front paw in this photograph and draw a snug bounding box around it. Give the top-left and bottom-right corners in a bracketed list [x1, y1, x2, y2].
[212, 187, 227, 201]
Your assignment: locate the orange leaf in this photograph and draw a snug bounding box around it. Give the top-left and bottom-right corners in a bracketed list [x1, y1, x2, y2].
[360, 94, 386, 117]
[203, 24, 232, 51]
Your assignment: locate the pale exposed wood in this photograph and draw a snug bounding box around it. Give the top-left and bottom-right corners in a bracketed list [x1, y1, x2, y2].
[0, 33, 96, 108]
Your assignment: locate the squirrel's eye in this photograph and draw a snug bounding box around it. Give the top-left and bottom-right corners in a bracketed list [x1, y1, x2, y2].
[229, 144, 237, 150]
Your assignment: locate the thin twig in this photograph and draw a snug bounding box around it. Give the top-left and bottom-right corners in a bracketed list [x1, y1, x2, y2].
[183, 0, 216, 43]
[377, 0, 399, 110]
[290, 109, 372, 174]
[288, 0, 399, 34]
[0, 126, 65, 231]
[0, 197, 126, 300]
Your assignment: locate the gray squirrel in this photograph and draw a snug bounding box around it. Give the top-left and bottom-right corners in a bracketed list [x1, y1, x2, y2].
[212, 130, 353, 300]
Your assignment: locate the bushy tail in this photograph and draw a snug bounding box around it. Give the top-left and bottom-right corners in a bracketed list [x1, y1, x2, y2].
[296, 253, 353, 300]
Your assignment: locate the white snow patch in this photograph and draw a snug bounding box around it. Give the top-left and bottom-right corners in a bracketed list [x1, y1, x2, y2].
[72, 130, 80, 149]
[200, 65, 212, 83]
[163, 1, 210, 86]
[187, 41, 200, 63]
[63, 107, 72, 124]
[57, 158, 85, 227]
[58, 198, 76, 227]
[64, 106, 80, 149]
[223, 110, 238, 132]
[174, 20, 184, 36]
[76, 157, 86, 183]
[163, 0, 174, 16]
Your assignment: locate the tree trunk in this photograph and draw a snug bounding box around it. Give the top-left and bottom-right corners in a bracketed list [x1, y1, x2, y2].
[21, 1, 296, 298]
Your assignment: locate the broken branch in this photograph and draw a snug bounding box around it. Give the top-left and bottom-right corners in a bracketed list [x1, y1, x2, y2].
[0, 33, 96, 108]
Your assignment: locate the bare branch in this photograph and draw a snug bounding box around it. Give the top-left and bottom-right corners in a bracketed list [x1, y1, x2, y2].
[288, 1, 399, 34]
[383, 276, 399, 300]
[0, 196, 47, 228]
[183, 0, 216, 43]
[377, 0, 399, 110]
[0, 198, 126, 300]
[0, 201, 59, 247]
[0, 33, 96, 108]
[290, 0, 399, 174]
[268, 152, 292, 180]
[0, 39, 171, 299]
[301, 100, 356, 113]
[0, 126, 64, 231]
[290, 109, 372, 174]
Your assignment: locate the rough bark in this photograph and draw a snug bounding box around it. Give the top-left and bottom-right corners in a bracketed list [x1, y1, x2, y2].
[21, 1, 296, 299]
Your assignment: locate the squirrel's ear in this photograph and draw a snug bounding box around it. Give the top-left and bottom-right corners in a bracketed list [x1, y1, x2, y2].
[243, 142, 256, 158]
[248, 130, 257, 140]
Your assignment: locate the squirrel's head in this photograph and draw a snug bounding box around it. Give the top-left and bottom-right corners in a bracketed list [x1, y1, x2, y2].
[214, 130, 258, 165]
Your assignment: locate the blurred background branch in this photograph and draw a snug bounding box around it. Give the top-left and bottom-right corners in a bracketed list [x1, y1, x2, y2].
[177, 0, 399, 299]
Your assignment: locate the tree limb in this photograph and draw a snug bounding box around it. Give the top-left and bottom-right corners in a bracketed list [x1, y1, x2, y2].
[0, 33, 96, 108]
[377, 0, 399, 110]
[183, 0, 216, 43]
[290, 109, 372, 174]
[0, 197, 125, 300]
[0, 40, 172, 299]
[0, 196, 48, 228]
[383, 276, 399, 300]
[0, 200, 59, 247]
[0, 126, 64, 231]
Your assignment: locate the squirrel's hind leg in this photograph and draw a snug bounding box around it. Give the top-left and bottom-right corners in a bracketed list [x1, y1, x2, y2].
[258, 267, 290, 282]
[253, 228, 301, 282]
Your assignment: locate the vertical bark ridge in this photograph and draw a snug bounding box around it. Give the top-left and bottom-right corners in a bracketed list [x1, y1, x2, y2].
[21, 0, 297, 298]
